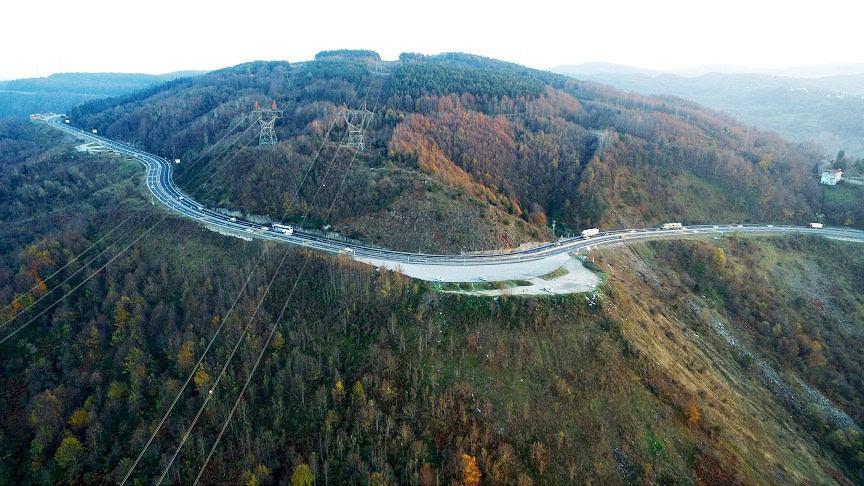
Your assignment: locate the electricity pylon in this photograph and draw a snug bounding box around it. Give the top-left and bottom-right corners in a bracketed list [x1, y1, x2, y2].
[338, 108, 373, 151]
[251, 101, 282, 146]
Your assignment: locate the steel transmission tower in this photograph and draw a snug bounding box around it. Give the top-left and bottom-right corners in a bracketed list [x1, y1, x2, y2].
[338, 108, 373, 151]
[251, 101, 283, 146]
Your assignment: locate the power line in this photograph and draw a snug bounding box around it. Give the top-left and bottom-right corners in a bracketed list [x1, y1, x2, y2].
[125, 116, 339, 485]
[0, 212, 166, 346]
[11, 112, 247, 315]
[125, 68, 348, 484]
[156, 72, 372, 483]
[117, 246, 266, 485]
[0, 203, 146, 317]
[0, 205, 151, 333]
[116, 127, 266, 483]
[3, 118, 256, 345]
[192, 69, 387, 484]
[250, 101, 283, 146]
[155, 127, 349, 485]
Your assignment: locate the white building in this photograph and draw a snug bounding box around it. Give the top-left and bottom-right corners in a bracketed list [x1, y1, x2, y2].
[821, 169, 843, 185]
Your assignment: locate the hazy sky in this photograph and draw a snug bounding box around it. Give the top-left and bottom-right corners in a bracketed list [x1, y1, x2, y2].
[2, 0, 862, 79]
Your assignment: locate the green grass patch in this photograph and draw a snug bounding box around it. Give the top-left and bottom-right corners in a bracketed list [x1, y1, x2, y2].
[540, 266, 569, 281]
[822, 183, 862, 205]
[436, 279, 533, 292]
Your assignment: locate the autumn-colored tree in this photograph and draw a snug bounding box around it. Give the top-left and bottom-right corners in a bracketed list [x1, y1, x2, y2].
[807, 340, 828, 368]
[177, 340, 195, 372]
[291, 463, 314, 486]
[419, 463, 436, 486]
[460, 453, 481, 486]
[712, 247, 727, 267]
[369, 471, 388, 486]
[528, 203, 548, 227]
[69, 408, 88, 429]
[271, 330, 286, 350]
[530, 441, 547, 474]
[352, 381, 366, 404]
[686, 400, 701, 426]
[54, 436, 85, 470]
[194, 365, 212, 394]
[331, 380, 345, 403]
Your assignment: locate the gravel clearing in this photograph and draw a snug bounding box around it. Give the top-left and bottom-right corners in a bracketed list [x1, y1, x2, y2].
[359, 253, 600, 295]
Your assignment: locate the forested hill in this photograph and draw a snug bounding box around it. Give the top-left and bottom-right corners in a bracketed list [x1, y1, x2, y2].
[69, 52, 823, 252]
[0, 71, 202, 120]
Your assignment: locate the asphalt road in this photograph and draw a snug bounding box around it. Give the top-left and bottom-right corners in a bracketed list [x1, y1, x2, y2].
[43, 115, 864, 272]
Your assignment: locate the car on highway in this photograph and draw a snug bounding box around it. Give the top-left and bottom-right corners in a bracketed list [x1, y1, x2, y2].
[541, 287, 553, 293]
[229, 217, 237, 222]
[478, 276, 488, 282]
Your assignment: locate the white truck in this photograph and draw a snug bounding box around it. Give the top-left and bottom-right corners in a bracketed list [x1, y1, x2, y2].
[272, 223, 294, 235]
[660, 223, 683, 230]
[808, 222, 823, 229]
[581, 228, 600, 238]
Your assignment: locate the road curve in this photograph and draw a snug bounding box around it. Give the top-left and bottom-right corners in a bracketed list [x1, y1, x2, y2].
[42, 115, 864, 277]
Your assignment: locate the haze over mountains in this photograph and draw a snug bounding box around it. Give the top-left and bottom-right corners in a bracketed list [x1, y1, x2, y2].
[555, 62, 864, 79]
[0, 71, 203, 119]
[2, 50, 864, 484]
[553, 62, 864, 156]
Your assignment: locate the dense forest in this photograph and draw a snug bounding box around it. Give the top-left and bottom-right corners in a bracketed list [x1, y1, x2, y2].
[1, 121, 861, 484]
[0, 72, 201, 120]
[68, 52, 826, 252]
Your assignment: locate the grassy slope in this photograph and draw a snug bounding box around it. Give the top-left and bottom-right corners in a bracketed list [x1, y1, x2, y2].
[595, 236, 864, 483]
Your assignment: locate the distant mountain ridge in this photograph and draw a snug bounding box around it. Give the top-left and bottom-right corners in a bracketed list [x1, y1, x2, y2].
[553, 62, 864, 79]
[0, 71, 204, 119]
[552, 63, 864, 156]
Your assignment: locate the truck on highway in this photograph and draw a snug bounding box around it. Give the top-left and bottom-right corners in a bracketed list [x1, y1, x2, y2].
[809, 222, 824, 229]
[272, 223, 294, 235]
[581, 228, 600, 238]
[660, 223, 683, 230]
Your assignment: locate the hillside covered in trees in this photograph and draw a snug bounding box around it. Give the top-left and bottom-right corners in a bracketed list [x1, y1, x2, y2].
[553, 66, 864, 157]
[0, 71, 201, 120]
[1, 120, 862, 484]
[68, 52, 826, 252]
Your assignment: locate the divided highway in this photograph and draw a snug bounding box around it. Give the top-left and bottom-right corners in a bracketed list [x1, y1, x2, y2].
[43, 115, 864, 276]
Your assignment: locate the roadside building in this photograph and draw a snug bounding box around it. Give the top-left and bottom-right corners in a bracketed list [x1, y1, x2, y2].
[820, 169, 843, 185]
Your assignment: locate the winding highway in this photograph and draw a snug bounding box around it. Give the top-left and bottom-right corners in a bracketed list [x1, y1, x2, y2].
[42, 114, 864, 280]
